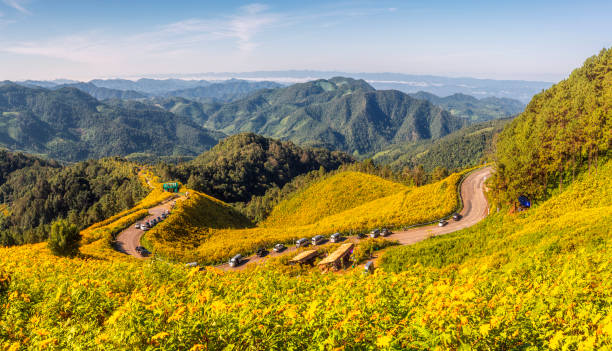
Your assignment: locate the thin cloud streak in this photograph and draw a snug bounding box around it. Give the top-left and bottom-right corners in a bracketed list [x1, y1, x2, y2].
[3, 0, 30, 14]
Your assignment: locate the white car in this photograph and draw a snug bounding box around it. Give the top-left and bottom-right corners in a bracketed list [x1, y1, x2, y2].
[438, 220, 448, 227]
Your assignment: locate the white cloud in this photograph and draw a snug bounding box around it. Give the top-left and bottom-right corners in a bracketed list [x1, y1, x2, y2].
[2, 3, 279, 66]
[3, 0, 30, 15]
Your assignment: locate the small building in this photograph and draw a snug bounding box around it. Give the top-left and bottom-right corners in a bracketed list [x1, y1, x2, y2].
[289, 250, 320, 266]
[163, 182, 180, 193]
[318, 243, 354, 271]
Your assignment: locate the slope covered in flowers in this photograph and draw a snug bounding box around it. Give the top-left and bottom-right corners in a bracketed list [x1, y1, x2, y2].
[0, 160, 610, 349]
[145, 171, 462, 264]
[262, 171, 408, 227]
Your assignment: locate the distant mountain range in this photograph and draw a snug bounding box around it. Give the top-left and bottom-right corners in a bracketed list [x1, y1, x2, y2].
[1, 76, 526, 161]
[160, 70, 552, 103]
[408, 91, 524, 121]
[20, 78, 282, 103]
[0, 83, 223, 161]
[189, 77, 468, 156]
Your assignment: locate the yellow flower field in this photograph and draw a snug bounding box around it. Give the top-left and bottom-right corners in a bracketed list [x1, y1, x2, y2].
[0, 161, 610, 349]
[146, 170, 464, 264]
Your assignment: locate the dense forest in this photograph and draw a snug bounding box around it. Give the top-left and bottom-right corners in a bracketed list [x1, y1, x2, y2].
[374, 118, 510, 172]
[409, 91, 525, 121]
[170, 77, 467, 156]
[154, 133, 353, 203]
[0, 155, 148, 245]
[0, 83, 222, 161]
[492, 48, 611, 203]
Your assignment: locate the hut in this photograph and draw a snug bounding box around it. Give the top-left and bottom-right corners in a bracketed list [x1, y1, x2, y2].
[318, 243, 354, 271]
[289, 250, 319, 266]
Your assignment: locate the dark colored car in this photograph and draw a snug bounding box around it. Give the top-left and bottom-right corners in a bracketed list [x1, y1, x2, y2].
[256, 248, 268, 257]
[357, 232, 367, 239]
[452, 213, 461, 221]
[381, 228, 391, 236]
[296, 238, 309, 248]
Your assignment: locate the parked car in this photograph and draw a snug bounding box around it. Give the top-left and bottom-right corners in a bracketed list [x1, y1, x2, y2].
[357, 232, 367, 239]
[364, 261, 375, 274]
[135, 223, 141, 229]
[273, 243, 286, 252]
[312, 235, 325, 246]
[370, 229, 380, 238]
[296, 238, 309, 248]
[381, 228, 391, 236]
[256, 248, 268, 257]
[438, 219, 448, 227]
[330, 232, 341, 243]
[229, 254, 243, 267]
[185, 262, 198, 268]
[452, 213, 461, 221]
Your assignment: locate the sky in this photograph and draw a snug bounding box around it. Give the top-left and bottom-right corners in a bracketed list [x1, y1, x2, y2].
[0, 0, 610, 82]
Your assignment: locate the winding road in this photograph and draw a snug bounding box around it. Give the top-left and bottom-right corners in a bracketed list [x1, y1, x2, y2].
[217, 166, 492, 270]
[114, 197, 179, 258]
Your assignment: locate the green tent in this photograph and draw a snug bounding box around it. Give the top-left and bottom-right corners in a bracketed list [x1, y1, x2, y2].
[163, 182, 180, 192]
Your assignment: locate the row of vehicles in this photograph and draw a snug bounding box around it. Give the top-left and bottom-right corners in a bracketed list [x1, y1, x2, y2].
[134, 210, 170, 231]
[227, 213, 462, 267]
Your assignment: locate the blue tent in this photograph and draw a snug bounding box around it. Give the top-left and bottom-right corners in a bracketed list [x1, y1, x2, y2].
[518, 195, 531, 208]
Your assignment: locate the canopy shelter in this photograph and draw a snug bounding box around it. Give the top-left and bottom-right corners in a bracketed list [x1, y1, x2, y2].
[318, 243, 354, 271]
[289, 250, 320, 266]
[163, 182, 180, 193]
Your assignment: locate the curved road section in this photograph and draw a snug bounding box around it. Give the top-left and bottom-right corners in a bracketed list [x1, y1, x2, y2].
[391, 166, 491, 244]
[218, 166, 492, 270]
[115, 198, 178, 258]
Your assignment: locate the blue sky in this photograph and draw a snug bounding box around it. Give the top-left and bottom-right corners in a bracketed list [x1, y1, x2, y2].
[0, 0, 610, 81]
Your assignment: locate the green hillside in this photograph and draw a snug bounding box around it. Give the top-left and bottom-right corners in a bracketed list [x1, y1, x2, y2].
[374, 118, 510, 172]
[0, 83, 222, 161]
[54, 82, 147, 100]
[262, 171, 408, 227]
[164, 79, 282, 102]
[191, 77, 467, 156]
[0, 153, 148, 245]
[158, 133, 353, 203]
[493, 48, 611, 203]
[410, 91, 525, 121]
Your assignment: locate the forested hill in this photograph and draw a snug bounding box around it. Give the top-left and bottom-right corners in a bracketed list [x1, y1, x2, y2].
[163, 79, 282, 102]
[155, 133, 353, 202]
[409, 91, 525, 121]
[0, 154, 148, 246]
[492, 47, 611, 203]
[54, 82, 147, 100]
[0, 83, 222, 161]
[374, 118, 510, 172]
[194, 77, 467, 156]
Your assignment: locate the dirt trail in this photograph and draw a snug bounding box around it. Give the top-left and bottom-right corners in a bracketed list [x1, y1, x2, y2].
[218, 166, 492, 270]
[114, 197, 180, 258]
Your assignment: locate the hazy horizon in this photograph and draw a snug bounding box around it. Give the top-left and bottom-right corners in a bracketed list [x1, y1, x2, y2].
[1, 0, 610, 82]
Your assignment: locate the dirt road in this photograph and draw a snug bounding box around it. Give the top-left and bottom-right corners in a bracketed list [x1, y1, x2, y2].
[218, 166, 492, 270]
[114, 198, 178, 258]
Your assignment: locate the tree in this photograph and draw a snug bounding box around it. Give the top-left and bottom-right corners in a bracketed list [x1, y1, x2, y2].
[47, 219, 81, 257]
[411, 165, 426, 186]
[431, 166, 449, 182]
